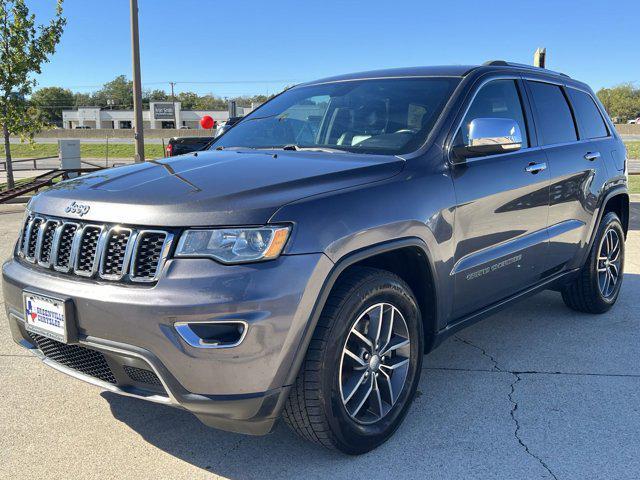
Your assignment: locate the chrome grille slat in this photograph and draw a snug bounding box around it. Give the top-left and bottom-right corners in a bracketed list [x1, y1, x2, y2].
[18, 213, 171, 284]
[74, 225, 105, 277]
[36, 220, 60, 267]
[18, 213, 33, 257]
[99, 227, 134, 280]
[53, 222, 79, 272]
[130, 230, 172, 282]
[25, 217, 44, 262]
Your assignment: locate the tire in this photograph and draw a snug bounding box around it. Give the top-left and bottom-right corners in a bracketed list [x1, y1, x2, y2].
[561, 211, 625, 314]
[283, 266, 423, 454]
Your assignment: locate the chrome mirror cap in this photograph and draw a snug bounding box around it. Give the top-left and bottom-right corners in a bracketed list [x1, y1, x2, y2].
[455, 117, 523, 159]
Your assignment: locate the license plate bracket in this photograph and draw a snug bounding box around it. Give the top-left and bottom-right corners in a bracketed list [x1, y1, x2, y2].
[23, 289, 77, 344]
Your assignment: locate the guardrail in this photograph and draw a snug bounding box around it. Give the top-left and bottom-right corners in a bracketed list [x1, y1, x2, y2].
[0, 167, 102, 203]
[0, 156, 58, 171]
[0, 156, 103, 172]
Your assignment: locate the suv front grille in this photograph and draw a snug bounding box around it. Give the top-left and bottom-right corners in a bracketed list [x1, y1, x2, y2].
[18, 214, 173, 284]
[27, 332, 118, 384]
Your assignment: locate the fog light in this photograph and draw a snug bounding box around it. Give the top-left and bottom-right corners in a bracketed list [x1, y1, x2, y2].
[174, 321, 247, 348]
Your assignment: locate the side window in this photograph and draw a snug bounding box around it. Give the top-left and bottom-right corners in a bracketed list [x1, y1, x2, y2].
[527, 81, 577, 145]
[458, 80, 529, 147]
[567, 89, 609, 139]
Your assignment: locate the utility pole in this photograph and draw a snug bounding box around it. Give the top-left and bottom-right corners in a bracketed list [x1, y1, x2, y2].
[170, 81, 177, 129]
[130, 0, 145, 162]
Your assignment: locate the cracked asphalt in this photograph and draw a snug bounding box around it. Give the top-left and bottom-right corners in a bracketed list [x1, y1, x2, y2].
[1, 198, 639, 480]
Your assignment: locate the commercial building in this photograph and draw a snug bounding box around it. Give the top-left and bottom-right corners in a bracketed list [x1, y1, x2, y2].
[62, 102, 253, 129]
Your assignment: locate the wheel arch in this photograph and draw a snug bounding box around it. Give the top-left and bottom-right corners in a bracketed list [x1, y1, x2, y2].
[283, 237, 440, 387]
[578, 186, 629, 269]
[601, 190, 630, 237]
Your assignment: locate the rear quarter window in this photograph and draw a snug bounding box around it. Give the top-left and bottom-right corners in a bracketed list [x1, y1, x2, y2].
[527, 81, 577, 145]
[567, 89, 609, 139]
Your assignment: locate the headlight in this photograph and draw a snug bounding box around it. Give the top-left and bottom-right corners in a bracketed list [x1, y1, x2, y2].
[175, 226, 290, 264]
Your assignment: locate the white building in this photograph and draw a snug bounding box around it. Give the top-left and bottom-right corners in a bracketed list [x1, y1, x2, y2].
[62, 102, 253, 129]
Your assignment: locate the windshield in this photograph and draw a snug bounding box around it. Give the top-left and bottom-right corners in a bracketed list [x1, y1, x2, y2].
[210, 77, 459, 155]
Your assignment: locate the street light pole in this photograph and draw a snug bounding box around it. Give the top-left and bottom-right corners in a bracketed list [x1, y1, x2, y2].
[130, 0, 145, 162]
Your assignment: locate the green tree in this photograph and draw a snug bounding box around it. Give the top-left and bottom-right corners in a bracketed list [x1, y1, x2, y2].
[93, 75, 133, 108]
[0, 0, 65, 189]
[73, 91, 93, 107]
[30, 85, 73, 126]
[177, 91, 199, 110]
[596, 83, 640, 122]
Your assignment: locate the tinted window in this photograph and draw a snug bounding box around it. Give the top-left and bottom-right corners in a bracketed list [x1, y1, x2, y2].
[458, 80, 528, 147]
[527, 81, 577, 145]
[211, 78, 459, 155]
[568, 89, 608, 139]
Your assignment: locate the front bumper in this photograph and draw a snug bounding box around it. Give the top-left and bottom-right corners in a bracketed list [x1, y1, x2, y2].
[2, 252, 333, 434]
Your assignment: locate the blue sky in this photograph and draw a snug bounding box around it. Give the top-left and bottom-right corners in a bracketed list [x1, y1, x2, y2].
[31, 0, 639, 97]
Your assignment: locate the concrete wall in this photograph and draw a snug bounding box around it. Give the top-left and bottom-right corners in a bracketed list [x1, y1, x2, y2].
[31, 128, 217, 139]
[23, 124, 640, 140]
[614, 124, 640, 136]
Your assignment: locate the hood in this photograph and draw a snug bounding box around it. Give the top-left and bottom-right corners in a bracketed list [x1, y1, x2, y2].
[29, 150, 404, 226]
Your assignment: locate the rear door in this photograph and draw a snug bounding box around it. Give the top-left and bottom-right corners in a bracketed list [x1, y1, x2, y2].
[525, 80, 612, 273]
[449, 77, 550, 319]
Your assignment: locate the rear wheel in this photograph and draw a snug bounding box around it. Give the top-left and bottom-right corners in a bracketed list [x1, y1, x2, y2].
[283, 267, 423, 454]
[561, 212, 625, 313]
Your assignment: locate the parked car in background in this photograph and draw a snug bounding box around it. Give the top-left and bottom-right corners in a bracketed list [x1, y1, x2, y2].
[214, 116, 242, 137]
[165, 135, 215, 157]
[3, 61, 629, 455]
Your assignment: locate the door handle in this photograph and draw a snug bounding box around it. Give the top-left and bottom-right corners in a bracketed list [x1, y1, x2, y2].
[525, 162, 547, 174]
[584, 151, 601, 161]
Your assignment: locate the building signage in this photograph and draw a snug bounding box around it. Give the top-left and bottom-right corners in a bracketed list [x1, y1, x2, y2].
[153, 103, 175, 120]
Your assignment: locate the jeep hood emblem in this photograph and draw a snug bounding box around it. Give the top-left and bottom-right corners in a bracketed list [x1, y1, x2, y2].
[65, 201, 90, 217]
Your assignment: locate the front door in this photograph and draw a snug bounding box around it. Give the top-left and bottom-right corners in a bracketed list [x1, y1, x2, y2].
[449, 78, 550, 319]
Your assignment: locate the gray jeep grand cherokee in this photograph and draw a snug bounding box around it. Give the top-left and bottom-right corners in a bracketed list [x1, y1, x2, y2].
[2, 61, 629, 454]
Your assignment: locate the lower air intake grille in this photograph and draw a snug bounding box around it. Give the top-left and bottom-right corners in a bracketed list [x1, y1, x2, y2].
[28, 332, 117, 384]
[123, 365, 163, 386]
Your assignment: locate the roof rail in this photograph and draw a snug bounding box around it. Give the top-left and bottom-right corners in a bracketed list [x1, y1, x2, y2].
[482, 60, 570, 78]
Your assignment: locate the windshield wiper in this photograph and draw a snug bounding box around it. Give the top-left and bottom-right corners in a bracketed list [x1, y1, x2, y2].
[280, 144, 348, 154]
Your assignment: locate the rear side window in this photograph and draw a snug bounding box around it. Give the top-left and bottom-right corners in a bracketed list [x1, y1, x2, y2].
[458, 79, 529, 147]
[567, 89, 608, 139]
[527, 81, 577, 145]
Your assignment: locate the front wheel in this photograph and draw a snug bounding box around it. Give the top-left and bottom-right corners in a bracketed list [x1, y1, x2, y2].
[283, 267, 423, 454]
[561, 211, 625, 313]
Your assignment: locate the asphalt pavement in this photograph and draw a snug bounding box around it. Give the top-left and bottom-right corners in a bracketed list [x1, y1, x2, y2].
[0, 199, 639, 480]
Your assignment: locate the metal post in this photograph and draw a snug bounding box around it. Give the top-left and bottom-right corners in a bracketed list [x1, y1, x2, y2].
[170, 81, 177, 130]
[534, 47, 546, 68]
[130, 0, 145, 163]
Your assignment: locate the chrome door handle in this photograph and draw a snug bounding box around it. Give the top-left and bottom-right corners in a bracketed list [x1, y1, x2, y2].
[525, 162, 547, 174]
[584, 151, 601, 161]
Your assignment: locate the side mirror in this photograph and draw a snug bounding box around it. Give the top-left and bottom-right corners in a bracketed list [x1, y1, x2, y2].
[453, 118, 522, 160]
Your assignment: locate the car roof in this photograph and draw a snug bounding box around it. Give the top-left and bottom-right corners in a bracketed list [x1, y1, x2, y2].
[296, 62, 590, 91]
